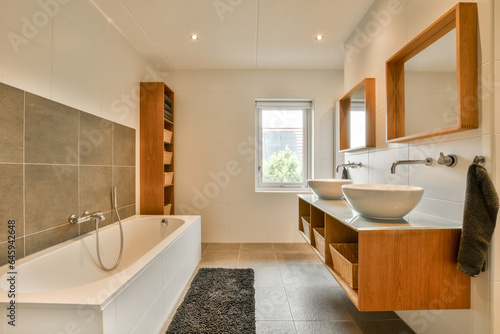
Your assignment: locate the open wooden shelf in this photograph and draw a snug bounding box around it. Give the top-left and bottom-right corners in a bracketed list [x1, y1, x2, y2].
[140, 82, 175, 215]
[298, 197, 470, 312]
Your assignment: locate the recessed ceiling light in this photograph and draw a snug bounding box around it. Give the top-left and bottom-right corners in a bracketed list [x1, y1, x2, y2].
[190, 34, 199, 40]
[315, 34, 323, 41]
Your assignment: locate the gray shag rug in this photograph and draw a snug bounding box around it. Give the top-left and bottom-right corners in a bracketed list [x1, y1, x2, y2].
[166, 268, 255, 334]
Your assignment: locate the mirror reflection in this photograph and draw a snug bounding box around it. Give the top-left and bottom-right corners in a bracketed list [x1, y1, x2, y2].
[404, 28, 457, 136]
[349, 87, 366, 148]
[339, 78, 375, 152]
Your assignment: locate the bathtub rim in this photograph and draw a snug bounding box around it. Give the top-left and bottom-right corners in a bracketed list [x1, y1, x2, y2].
[0, 215, 201, 310]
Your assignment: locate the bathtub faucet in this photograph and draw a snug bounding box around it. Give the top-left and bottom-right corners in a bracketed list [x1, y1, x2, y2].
[69, 211, 105, 224]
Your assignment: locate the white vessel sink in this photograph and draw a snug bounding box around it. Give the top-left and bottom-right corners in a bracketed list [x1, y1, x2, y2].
[342, 184, 424, 219]
[307, 179, 353, 199]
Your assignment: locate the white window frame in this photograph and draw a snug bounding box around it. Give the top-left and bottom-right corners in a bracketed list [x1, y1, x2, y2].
[255, 99, 313, 192]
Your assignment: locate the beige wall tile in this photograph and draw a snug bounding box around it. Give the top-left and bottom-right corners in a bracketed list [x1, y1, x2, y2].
[0, 82, 24, 163]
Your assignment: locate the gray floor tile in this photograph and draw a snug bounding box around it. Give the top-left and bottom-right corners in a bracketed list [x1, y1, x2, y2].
[256, 287, 293, 321]
[356, 320, 415, 334]
[201, 243, 209, 255]
[320, 266, 343, 289]
[338, 292, 400, 321]
[254, 267, 284, 288]
[242, 243, 274, 251]
[295, 321, 363, 334]
[286, 287, 353, 321]
[205, 243, 241, 252]
[276, 252, 323, 266]
[239, 250, 278, 268]
[280, 264, 332, 288]
[257, 321, 297, 334]
[198, 251, 239, 267]
[273, 243, 314, 253]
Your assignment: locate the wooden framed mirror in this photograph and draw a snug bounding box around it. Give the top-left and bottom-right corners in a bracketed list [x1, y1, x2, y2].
[339, 78, 375, 152]
[386, 2, 477, 143]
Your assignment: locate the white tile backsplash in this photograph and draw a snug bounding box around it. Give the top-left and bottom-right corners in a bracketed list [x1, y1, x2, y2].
[409, 136, 481, 202]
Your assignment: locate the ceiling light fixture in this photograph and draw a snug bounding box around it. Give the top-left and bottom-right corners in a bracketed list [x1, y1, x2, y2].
[190, 34, 199, 40]
[315, 34, 323, 41]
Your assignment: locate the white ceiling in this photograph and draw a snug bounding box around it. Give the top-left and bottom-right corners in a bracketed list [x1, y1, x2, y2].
[91, 0, 375, 70]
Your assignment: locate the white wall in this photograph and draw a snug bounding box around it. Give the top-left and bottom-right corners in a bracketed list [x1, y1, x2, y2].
[164, 70, 344, 242]
[341, 0, 495, 333]
[0, 0, 160, 212]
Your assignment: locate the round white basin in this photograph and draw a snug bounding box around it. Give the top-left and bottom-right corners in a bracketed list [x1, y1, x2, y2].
[307, 179, 353, 199]
[342, 184, 424, 219]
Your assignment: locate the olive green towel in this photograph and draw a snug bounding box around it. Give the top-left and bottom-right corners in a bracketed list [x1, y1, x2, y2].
[457, 164, 499, 277]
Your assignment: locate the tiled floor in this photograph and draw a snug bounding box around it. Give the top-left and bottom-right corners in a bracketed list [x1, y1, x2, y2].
[160, 243, 416, 334]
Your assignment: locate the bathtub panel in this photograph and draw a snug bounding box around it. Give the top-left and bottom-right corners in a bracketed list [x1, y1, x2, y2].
[116, 257, 162, 334]
[187, 242, 202, 274]
[185, 219, 202, 250]
[7, 307, 99, 334]
[162, 259, 192, 319]
[161, 236, 186, 288]
[131, 295, 164, 334]
[102, 300, 117, 334]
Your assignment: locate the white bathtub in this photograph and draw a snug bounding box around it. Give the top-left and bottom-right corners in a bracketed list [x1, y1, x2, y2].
[0, 215, 201, 334]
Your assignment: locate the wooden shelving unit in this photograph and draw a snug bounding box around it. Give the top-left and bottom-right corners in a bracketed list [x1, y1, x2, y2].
[298, 196, 470, 311]
[140, 82, 175, 215]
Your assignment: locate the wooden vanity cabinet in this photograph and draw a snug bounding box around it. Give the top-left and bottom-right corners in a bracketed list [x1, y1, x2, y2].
[298, 196, 470, 311]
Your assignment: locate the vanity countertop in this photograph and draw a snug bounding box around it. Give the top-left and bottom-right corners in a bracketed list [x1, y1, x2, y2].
[298, 194, 462, 231]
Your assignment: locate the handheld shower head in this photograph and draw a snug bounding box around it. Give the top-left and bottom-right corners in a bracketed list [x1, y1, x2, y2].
[113, 187, 118, 209]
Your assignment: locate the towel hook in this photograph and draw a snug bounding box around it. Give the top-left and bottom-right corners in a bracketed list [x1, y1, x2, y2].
[473, 156, 485, 164]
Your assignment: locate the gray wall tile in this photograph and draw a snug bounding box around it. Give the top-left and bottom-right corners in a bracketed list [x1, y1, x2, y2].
[112, 167, 135, 207]
[0, 164, 24, 242]
[112, 123, 135, 166]
[79, 166, 112, 214]
[0, 237, 25, 267]
[0, 82, 136, 259]
[112, 204, 136, 222]
[79, 112, 112, 165]
[79, 211, 113, 235]
[25, 93, 79, 164]
[25, 224, 79, 256]
[0, 83, 24, 163]
[25, 164, 78, 234]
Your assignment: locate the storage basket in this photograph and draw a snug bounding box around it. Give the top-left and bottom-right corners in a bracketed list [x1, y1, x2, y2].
[164, 172, 174, 185]
[163, 129, 173, 143]
[313, 228, 325, 257]
[301, 216, 311, 241]
[164, 204, 172, 215]
[163, 151, 173, 164]
[329, 243, 359, 289]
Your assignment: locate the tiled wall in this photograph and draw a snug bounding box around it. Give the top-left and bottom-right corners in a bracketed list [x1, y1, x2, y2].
[341, 0, 493, 333]
[165, 70, 344, 243]
[0, 82, 136, 266]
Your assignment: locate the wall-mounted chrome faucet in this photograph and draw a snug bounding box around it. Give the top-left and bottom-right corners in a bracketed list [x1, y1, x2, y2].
[69, 211, 105, 224]
[390, 158, 432, 174]
[336, 161, 362, 173]
[437, 152, 457, 167]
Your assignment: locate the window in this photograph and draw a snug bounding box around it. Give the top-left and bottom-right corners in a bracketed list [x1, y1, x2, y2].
[255, 99, 313, 192]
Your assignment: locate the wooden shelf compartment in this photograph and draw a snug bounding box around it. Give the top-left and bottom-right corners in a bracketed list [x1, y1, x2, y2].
[298, 198, 311, 241]
[310, 205, 324, 249]
[297, 197, 470, 312]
